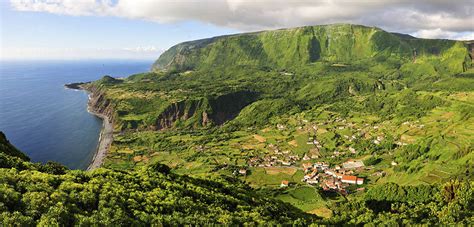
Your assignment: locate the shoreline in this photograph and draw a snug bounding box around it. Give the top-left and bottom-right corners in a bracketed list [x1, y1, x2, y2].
[84, 90, 113, 171]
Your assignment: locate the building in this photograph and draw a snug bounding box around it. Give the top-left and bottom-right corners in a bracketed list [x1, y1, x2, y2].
[341, 175, 364, 185]
[341, 175, 358, 184]
[280, 180, 289, 187]
[343, 160, 365, 169]
[281, 161, 292, 166]
[239, 169, 247, 175]
[325, 169, 337, 177]
[303, 154, 311, 160]
[325, 181, 337, 190]
[302, 162, 312, 170]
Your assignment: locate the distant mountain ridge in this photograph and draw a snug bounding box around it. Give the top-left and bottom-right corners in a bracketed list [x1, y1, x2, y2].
[153, 24, 471, 74]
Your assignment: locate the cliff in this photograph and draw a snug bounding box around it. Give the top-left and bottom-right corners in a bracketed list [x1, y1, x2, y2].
[84, 85, 116, 124]
[465, 40, 474, 64]
[155, 90, 259, 130]
[79, 76, 261, 131]
[153, 24, 471, 74]
[64, 77, 118, 125]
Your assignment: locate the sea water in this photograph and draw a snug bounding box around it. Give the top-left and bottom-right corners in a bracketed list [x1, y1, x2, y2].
[0, 60, 151, 169]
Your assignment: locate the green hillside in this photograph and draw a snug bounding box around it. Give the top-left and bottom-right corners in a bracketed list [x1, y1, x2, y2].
[153, 24, 470, 75]
[2, 24, 473, 225]
[0, 131, 29, 162]
[86, 25, 473, 185]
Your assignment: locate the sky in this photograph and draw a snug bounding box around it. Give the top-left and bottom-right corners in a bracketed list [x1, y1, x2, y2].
[1, 0, 473, 60]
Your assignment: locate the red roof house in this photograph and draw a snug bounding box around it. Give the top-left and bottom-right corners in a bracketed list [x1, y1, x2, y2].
[341, 175, 358, 184]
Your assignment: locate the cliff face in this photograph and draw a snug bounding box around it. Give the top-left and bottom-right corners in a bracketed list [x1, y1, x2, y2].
[155, 91, 258, 130]
[83, 84, 259, 131]
[155, 98, 209, 130]
[465, 41, 474, 64]
[153, 24, 471, 74]
[84, 84, 116, 125]
[208, 91, 259, 125]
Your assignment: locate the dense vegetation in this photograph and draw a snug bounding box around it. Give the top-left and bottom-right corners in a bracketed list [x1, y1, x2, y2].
[153, 24, 469, 75]
[2, 24, 473, 224]
[1, 134, 472, 225]
[328, 181, 473, 225]
[0, 135, 315, 225]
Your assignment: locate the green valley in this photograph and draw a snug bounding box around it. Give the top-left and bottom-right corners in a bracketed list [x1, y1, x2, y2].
[2, 24, 473, 225]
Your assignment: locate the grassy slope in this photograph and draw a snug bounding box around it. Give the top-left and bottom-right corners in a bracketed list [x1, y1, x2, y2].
[153, 24, 470, 74]
[72, 24, 473, 219]
[95, 24, 473, 180]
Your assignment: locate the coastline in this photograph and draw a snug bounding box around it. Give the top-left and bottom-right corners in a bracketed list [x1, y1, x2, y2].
[86, 101, 113, 171]
[65, 83, 113, 170]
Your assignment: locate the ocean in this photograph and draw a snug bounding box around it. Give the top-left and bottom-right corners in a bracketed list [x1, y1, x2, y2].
[0, 60, 151, 169]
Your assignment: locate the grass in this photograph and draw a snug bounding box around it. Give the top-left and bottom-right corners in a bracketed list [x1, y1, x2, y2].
[264, 167, 298, 175]
[89, 31, 472, 215]
[103, 89, 473, 189]
[276, 186, 328, 214]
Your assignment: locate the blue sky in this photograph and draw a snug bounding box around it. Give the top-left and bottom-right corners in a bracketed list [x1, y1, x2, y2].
[0, 1, 238, 60]
[1, 0, 472, 60]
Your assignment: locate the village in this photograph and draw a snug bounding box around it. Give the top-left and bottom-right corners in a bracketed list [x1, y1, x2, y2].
[236, 116, 420, 193]
[296, 159, 365, 194]
[232, 115, 425, 194]
[243, 137, 367, 194]
[245, 118, 365, 168]
[243, 146, 367, 194]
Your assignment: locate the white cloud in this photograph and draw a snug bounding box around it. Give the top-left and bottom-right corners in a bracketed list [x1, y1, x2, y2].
[413, 28, 474, 40]
[9, 0, 474, 40]
[10, 0, 114, 16]
[122, 46, 159, 53]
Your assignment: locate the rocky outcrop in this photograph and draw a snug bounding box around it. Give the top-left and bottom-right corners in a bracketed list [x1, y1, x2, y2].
[64, 82, 86, 90]
[83, 85, 116, 125]
[155, 91, 259, 130]
[465, 41, 474, 64]
[208, 91, 259, 125]
[155, 98, 209, 130]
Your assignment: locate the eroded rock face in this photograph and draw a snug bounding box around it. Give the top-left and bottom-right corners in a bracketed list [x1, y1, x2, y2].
[466, 41, 474, 63]
[155, 99, 207, 130]
[84, 85, 116, 124]
[155, 91, 259, 130]
[208, 91, 259, 125]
